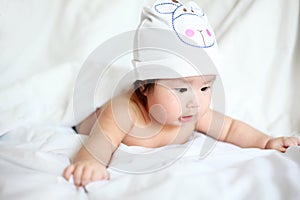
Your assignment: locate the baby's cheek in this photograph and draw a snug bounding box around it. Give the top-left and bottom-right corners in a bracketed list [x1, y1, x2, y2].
[198, 99, 211, 117]
[164, 94, 182, 119]
[185, 29, 194, 37]
[149, 104, 167, 124]
[168, 99, 182, 113]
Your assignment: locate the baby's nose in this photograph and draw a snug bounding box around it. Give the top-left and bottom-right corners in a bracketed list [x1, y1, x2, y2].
[186, 99, 200, 108]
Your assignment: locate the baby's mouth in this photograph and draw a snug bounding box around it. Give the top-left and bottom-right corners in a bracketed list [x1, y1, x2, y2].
[178, 115, 194, 122]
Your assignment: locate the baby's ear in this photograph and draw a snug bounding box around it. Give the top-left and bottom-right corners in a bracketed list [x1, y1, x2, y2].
[154, 0, 180, 14]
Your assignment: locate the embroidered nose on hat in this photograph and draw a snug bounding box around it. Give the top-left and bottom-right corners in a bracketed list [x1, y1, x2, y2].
[133, 0, 219, 80]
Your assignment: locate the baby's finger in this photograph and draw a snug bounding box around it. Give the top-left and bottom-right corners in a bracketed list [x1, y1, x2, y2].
[81, 167, 92, 186]
[292, 137, 300, 146]
[278, 146, 287, 153]
[103, 170, 110, 180]
[283, 138, 299, 148]
[73, 165, 84, 187]
[91, 169, 109, 181]
[63, 165, 75, 180]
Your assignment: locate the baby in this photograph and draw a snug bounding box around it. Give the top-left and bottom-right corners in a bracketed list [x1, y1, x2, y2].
[64, 0, 300, 187]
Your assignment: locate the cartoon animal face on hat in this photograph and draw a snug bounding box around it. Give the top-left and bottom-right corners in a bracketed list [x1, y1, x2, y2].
[154, 0, 216, 48]
[133, 0, 219, 80]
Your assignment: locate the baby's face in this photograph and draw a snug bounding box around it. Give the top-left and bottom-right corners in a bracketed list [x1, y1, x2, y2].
[146, 75, 215, 126]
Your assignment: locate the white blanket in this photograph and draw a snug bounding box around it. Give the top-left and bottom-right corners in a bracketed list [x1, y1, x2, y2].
[0, 126, 299, 200]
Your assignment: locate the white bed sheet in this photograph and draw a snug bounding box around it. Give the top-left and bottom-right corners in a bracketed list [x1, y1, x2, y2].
[0, 126, 299, 200]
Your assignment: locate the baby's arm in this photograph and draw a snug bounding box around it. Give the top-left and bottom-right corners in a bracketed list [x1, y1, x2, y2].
[64, 96, 134, 186]
[197, 109, 300, 152]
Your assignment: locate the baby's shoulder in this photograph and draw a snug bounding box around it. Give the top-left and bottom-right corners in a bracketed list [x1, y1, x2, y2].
[101, 93, 138, 116]
[100, 92, 148, 126]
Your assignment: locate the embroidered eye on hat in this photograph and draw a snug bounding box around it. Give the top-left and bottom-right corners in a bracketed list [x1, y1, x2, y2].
[132, 0, 220, 80]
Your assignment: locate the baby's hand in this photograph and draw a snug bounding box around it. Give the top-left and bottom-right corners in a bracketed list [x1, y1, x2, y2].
[63, 159, 109, 187]
[265, 136, 300, 152]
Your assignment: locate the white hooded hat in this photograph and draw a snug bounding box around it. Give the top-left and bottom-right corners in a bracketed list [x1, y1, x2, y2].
[133, 0, 220, 80]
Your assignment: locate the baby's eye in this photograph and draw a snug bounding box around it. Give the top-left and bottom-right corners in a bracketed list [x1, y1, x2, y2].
[174, 88, 188, 93]
[201, 86, 210, 92]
